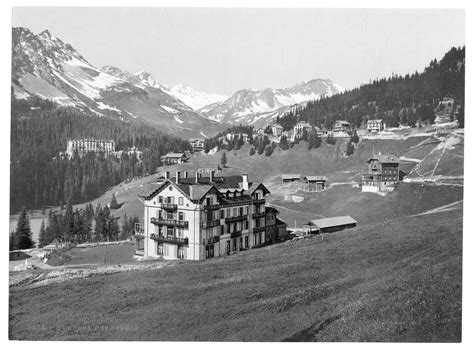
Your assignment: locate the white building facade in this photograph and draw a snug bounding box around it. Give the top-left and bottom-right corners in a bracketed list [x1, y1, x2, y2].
[135, 172, 272, 260]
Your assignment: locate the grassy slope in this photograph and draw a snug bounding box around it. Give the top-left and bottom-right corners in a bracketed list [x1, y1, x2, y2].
[9, 208, 462, 341]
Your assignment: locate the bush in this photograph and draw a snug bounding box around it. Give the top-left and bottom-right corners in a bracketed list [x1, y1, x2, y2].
[249, 147, 256, 156]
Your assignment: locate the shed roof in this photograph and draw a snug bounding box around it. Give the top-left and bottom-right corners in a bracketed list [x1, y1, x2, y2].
[368, 154, 399, 164]
[304, 176, 328, 182]
[162, 153, 186, 158]
[310, 216, 357, 229]
[282, 174, 301, 180]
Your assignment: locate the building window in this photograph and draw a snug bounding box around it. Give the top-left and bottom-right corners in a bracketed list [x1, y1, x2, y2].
[177, 245, 185, 259]
[226, 209, 231, 218]
[233, 208, 238, 216]
[209, 245, 214, 258]
[226, 241, 230, 255]
[244, 221, 248, 230]
[157, 242, 163, 255]
[220, 209, 225, 219]
[239, 237, 243, 250]
[159, 196, 163, 203]
[232, 238, 237, 252]
[245, 236, 248, 248]
[179, 197, 184, 205]
[220, 225, 225, 235]
[178, 212, 184, 221]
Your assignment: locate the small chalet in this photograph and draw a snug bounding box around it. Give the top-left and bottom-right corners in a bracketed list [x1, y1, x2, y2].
[362, 154, 400, 192]
[282, 174, 301, 183]
[271, 124, 283, 137]
[189, 139, 205, 152]
[310, 216, 357, 233]
[333, 120, 351, 133]
[160, 152, 189, 165]
[293, 122, 312, 139]
[303, 176, 328, 192]
[367, 119, 384, 133]
[434, 97, 455, 124]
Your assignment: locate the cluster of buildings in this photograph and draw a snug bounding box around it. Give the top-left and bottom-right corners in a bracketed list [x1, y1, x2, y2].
[281, 174, 328, 192]
[434, 96, 456, 124]
[134, 171, 287, 260]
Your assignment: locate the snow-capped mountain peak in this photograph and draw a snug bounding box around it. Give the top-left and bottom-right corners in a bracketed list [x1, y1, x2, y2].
[198, 78, 344, 127]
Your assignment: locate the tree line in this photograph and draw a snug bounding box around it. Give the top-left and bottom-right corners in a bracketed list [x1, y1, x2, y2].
[9, 203, 140, 250]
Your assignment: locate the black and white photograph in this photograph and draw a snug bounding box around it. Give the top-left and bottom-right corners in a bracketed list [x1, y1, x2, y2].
[4, 1, 471, 345]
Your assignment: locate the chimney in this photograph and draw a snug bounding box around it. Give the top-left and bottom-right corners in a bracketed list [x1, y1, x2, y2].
[165, 171, 170, 179]
[176, 171, 180, 184]
[183, 171, 188, 179]
[195, 171, 200, 184]
[242, 173, 249, 190]
[210, 170, 215, 183]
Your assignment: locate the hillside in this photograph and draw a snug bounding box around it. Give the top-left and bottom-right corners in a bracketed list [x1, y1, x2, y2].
[10, 126, 463, 243]
[9, 208, 462, 341]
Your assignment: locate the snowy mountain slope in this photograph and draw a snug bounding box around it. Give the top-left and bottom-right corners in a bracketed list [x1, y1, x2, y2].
[11, 27, 225, 138]
[199, 79, 344, 126]
[164, 84, 227, 110]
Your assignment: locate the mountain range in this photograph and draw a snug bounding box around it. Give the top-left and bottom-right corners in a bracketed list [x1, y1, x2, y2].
[11, 27, 344, 137]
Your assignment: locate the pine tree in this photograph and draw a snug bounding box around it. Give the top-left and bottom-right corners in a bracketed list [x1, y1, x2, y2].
[350, 130, 359, 144]
[64, 201, 75, 242]
[221, 152, 227, 168]
[110, 193, 119, 209]
[279, 135, 289, 150]
[346, 141, 355, 156]
[38, 219, 47, 248]
[14, 207, 35, 250]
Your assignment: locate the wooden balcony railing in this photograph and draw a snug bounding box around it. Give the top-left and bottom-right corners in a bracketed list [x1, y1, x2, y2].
[201, 219, 221, 228]
[150, 233, 189, 245]
[225, 214, 248, 223]
[151, 217, 189, 228]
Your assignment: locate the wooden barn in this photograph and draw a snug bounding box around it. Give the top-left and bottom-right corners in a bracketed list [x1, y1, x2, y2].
[303, 176, 328, 191]
[310, 216, 357, 233]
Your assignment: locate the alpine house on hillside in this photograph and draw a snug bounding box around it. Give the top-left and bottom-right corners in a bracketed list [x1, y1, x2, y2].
[134, 171, 279, 260]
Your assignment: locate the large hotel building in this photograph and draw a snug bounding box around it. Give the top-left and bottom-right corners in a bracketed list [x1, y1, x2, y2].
[134, 171, 284, 260]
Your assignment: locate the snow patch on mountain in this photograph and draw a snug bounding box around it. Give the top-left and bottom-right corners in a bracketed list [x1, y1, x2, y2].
[161, 105, 179, 114]
[163, 83, 227, 110]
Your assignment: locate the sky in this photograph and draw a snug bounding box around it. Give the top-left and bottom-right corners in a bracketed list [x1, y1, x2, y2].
[12, 7, 465, 95]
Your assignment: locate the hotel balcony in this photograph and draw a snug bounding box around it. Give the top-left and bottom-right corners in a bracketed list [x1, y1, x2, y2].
[201, 219, 221, 228]
[252, 212, 266, 219]
[203, 204, 221, 211]
[150, 217, 189, 228]
[231, 230, 242, 239]
[252, 198, 266, 205]
[150, 233, 189, 245]
[253, 226, 266, 233]
[225, 214, 248, 223]
[160, 203, 178, 212]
